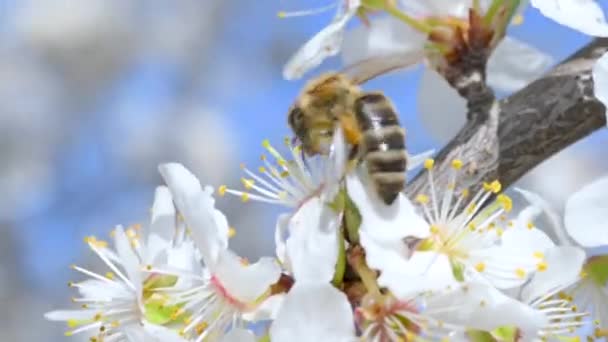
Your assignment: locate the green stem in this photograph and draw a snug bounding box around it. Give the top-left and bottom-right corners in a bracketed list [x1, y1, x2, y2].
[472, 0, 481, 12]
[332, 229, 346, 287]
[349, 246, 381, 295]
[483, 0, 503, 26]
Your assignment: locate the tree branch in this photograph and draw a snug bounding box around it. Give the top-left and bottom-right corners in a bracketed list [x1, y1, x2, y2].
[407, 38, 608, 196]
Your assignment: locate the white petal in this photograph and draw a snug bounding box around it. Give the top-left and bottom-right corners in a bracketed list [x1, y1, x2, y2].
[159, 163, 228, 267]
[593, 51, 608, 125]
[283, 1, 360, 80]
[341, 16, 425, 67]
[378, 252, 458, 297]
[407, 149, 436, 171]
[346, 172, 429, 241]
[401, 0, 473, 17]
[427, 282, 547, 336]
[286, 197, 341, 283]
[417, 69, 467, 143]
[501, 221, 555, 252]
[564, 175, 608, 247]
[214, 249, 281, 304]
[44, 309, 96, 321]
[270, 283, 355, 342]
[514, 187, 572, 245]
[220, 328, 256, 342]
[142, 322, 188, 342]
[243, 293, 285, 321]
[149, 186, 176, 242]
[521, 246, 586, 303]
[114, 226, 142, 295]
[487, 37, 553, 93]
[531, 0, 608, 37]
[145, 234, 169, 265]
[275, 213, 290, 268]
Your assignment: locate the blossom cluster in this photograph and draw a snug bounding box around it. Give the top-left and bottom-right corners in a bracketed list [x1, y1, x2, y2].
[45, 0, 608, 341]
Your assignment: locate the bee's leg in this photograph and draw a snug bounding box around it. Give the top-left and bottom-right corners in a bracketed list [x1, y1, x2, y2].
[338, 114, 362, 146]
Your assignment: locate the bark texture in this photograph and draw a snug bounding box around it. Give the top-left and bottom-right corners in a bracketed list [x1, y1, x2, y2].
[406, 38, 608, 197]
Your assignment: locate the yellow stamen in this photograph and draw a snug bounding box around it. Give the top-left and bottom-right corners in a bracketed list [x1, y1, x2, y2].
[241, 178, 255, 189]
[451, 159, 463, 170]
[515, 268, 526, 279]
[511, 14, 524, 26]
[241, 193, 250, 202]
[497, 194, 512, 212]
[424, 159, 435, 170]
[228, 227, 236, 238]
[475, 262, 486, 272]
[536, 261, 548, 272]
[533, 251, 544, 259]
[416, 194, 430, 204]
[218, 185, 227, 196]
[527, 222, 534, 230]
[105, 272, 115, 280]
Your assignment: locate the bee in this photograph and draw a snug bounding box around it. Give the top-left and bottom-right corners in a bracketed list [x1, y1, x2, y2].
[287, 52, 424, 204]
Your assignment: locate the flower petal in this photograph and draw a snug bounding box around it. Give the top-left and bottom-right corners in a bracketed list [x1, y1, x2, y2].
[487, 37, 553, 93]
[44, 309, 96, 321]
[346, 172, 429, 240]
[150, 186, 176, 243]
[283, 0, 361, 80]
[341, 16, 425, 67]
[142, 322, 189, 342]
[521, 246, 586, 303]
[220, 328, 256, 342]
[379, 252, 458, 297]
[531, 0, 608, 37]
[270, 283, 355, 342]
[159, 163, 228, 267]
[243, 293, 286, 322]
[114, 226, 142, 295]
[417, 69, 467, 142]
[286, 197, 341, 283]
[593, 51, 608, 125]
[514, 187, 572, 245]
[564, 175, 608, 247]
[214, 249, 281, 304]
[426, 282, 547, 337]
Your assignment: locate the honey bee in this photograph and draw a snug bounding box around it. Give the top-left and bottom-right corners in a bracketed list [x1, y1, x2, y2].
[288, 61, 417, 204]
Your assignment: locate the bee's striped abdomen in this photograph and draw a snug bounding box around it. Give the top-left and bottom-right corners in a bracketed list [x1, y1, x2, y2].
[354, 93, 407, 205]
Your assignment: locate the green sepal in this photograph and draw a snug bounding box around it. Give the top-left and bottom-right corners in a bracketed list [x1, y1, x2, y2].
[491, 325, 518, 341]
[584, 255, 608, 287]
[332, 227, 347, 287]
[144, 294, 183, 325]
[450, 259, 466, 282]
[467, 329, 497, 342]
[344, 191, 362, 244]
[360, 0, 387, 10]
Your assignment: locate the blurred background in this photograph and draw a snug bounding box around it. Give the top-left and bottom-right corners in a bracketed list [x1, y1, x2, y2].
[0, 1, 606, 340]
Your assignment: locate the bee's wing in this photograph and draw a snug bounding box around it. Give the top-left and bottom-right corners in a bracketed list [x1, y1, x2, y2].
[341, 51, 426, 85]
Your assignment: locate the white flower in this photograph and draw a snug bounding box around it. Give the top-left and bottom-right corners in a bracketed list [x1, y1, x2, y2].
[358, 158, 554, 290]
[156, 163, 282, 341]
[219, 129, 349, 209]
[515, 246, 588, 339]
[531, 0, 608, 37]
[514, 180, 608, 334]
[354, 282, 547, 340]
[342, 1, 553, 142]
[44, 187, 192, 341]
[593, 53, 608, 127]
[571, 256, 608, 336]
[563, 175, 608, 248]
[283, 0, 362, 80]
[269, 186, 355, 342]
[270, 283, 356, 342]
[44, 227, 147, 340]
